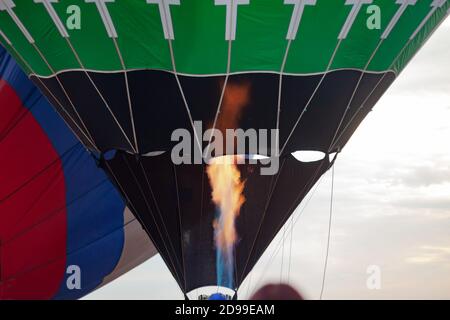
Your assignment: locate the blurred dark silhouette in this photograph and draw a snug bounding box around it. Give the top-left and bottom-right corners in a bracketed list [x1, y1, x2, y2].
[250, 283, 304, 300]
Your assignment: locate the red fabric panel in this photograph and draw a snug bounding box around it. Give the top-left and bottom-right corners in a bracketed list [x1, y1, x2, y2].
[0, 81, 66, 299]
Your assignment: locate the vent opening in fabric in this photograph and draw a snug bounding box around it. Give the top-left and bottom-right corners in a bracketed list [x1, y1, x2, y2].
[291, 150, 326, 163]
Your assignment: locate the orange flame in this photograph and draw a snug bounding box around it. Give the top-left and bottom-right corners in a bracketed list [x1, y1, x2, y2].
[207, 155, 245, 250]
[215, 81, 251, 131]
[208, 81, 250, 252]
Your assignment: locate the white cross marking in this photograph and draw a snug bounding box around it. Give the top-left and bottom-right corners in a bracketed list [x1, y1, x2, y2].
[381, 0, 417, 39]
[339, 0, 373, 39]
[34, 0, 69, 38]
[284, 0, 317, 40]
[215, 0, 250, 41]
[0, 0, 34, 43]
[0, 0, 14, 11]
[146, 0, 180, 40]
[85, 0, 118, 38]
[410, 0, 447, 40]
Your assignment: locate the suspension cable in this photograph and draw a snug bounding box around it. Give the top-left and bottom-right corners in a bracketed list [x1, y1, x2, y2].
[319, 163, 336, 300]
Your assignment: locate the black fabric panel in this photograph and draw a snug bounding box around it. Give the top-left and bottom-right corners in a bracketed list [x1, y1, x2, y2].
[131, 154, 185, 280]
[180, 73, 280, 157]
[330, 72, 396, 152]
[278, 74, 323, 149]
[37, 72, 132, 151]
[36, 70, 192, 154]
[88, 72, 135, 146]
[174, 164, 217, 291]
[127, 70, 192, 154]
[178, 74, 225, 128]
[225, 74, 278, 136]
[236, 157, 330, 284]
[281, 70, 362, 154]
[235, 163, 275, 255]
[31, 76, 95, 150]
[233, 162, 280, 284]
[177, 75, 225, 159]
[104, 151, 330, 293]
[217, 74, 279, 156]
[55, 72, 134, 151]
[36, 70, 392, 157]
[102, 153, 186, 291]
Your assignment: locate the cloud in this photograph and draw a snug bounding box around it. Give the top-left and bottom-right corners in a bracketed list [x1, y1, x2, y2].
[406, 246, 450, 265]
[380, 165, 450, 188]
[401, 166, 450, 187]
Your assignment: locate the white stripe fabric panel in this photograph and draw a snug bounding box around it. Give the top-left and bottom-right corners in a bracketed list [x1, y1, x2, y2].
[99, 207, 158, 288]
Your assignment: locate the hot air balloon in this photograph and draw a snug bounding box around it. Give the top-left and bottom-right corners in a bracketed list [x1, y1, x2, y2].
[0, 45, 156, 299]
[0, 0, 448, 298]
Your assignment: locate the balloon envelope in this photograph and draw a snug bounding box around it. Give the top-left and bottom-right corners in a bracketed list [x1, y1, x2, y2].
[0, 46, 156, 299]
[1, 0, 448, 294]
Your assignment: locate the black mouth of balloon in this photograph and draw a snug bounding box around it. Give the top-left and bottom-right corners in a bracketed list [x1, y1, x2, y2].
[31, 69, 396, 159]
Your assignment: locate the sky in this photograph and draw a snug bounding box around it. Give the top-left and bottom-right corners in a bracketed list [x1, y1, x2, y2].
[85, 16, 450, 300]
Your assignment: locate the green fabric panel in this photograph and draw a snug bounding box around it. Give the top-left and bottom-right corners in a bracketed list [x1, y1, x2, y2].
[0, 10, 50, 75]
[171, 0, 228, 74]
[17, 1, 79, 73]
[107, 0, 172, 71]
[368, 0, 435, 72]
[331, 0, 397, 70]
[0, 1, 448, 76]
[283, 0, 349, 74]
[230, 0, 291, 73]
[54, 0, 121, 71]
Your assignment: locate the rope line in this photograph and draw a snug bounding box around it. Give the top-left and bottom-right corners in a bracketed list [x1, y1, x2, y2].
[319, 163, 335, 300]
